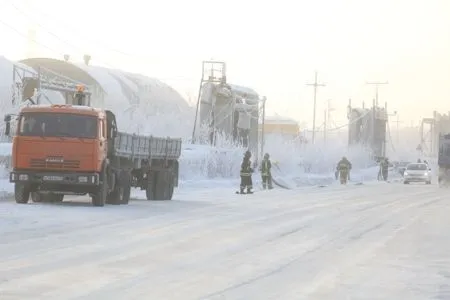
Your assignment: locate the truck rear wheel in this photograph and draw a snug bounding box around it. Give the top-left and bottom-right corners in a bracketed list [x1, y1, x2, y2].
[145, 172, 155, 200]
[154, 171, 174, 200]
[121, 172, 131, 204]
[15, 183, 30, 204]
[165, 180, 174, 200]
[110, 171, 131, 205]
[50, 194, 64, 202]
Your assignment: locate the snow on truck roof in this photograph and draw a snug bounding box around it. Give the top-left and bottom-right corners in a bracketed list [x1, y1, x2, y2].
[20, 104, 102, 116]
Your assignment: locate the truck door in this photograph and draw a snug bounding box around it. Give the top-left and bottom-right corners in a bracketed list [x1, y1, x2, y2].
[105, 110, 117, 158]
[98, 118, 107, 167]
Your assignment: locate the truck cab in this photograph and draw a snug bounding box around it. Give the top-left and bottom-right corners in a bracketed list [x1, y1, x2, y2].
[6, 104, 119, 205]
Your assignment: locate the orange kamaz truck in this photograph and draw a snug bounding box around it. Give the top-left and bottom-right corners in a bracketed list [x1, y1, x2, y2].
[4, 103, 181, 206]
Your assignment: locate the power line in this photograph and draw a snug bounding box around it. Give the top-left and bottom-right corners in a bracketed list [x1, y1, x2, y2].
[306, 71, 326, 144]
[17, 1, 137, 58]
[0, 18, 62, 56]
[7, 1, 121, 69]
[2, 3, 195, 84]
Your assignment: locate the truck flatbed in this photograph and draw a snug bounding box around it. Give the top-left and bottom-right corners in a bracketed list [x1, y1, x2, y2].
[114, 132, 182, 161]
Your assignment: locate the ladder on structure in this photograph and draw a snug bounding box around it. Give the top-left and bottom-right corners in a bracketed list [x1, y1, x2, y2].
[191, 61, 227, 143]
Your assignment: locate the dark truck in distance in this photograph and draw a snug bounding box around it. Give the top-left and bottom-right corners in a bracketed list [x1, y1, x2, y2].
[438, 133, 450, 186]
[5, 104, 182, 206]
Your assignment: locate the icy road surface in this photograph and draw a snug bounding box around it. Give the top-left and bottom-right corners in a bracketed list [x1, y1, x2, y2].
[0, 183, 450, 300]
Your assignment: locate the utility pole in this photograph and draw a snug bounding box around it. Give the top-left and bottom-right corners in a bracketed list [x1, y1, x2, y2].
[391, 111, 401, 144]
[366, 81, 388, 157]
[324, 99, 333, 143]
[306, 71, 326, 144]
[366, 81, 388, 107]
[323, 108, 327, 143]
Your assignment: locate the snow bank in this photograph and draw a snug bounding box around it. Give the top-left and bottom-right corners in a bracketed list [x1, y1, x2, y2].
[0, 136, 405, 198]
[262, 134, 376, 174]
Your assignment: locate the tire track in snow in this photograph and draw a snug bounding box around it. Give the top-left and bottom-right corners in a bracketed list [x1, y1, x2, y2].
[200, 190, 445, 300]
[0, 183, 443, 300]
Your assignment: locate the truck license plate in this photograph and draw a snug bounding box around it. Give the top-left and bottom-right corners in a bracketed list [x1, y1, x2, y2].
[43, 175, 64, 181]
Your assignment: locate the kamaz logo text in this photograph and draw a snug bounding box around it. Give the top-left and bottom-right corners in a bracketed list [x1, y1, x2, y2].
[45, 157, 64, 163]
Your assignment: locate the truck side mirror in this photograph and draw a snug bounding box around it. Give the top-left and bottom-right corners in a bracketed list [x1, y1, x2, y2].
[4, 114, 11, 136]
[108, 127, 117, 139]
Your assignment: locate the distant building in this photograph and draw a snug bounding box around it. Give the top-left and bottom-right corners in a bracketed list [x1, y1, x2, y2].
[260, 114, 300, 139]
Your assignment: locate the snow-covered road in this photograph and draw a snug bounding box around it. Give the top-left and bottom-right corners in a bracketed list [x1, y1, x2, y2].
[1, 182, 449, 300]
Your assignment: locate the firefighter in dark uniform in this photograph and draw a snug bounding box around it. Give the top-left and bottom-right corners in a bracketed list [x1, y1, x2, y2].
[260, 153, 273, 190]
[240, 150, 254, 194]
[380, 157, 389, 181]
[337, 156, 352, 184]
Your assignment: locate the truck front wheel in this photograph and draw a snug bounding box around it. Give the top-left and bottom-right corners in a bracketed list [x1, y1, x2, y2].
[15, 183, 30, 204]
[31, 192, 44, 202]
[92, 168, 107, 207]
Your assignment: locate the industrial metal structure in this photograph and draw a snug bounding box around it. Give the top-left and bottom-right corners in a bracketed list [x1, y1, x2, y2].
[11, 62, 101, 106]
[420, 111, 450, 157]
[347, 99, 388, 158]
[191, 61, 266, 157]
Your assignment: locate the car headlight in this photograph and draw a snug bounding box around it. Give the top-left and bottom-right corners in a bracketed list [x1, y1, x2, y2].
[404, 172, 409, 176]
[424, 172, 428, 176]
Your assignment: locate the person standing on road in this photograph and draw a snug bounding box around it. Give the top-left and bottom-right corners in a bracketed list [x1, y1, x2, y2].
[380, 157, 389, 181]
[336, 156, 352, 184]
[239, 150, 254, 194]
[260, 153, 273, 190]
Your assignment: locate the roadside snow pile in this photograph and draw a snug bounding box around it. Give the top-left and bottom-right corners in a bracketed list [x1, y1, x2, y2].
[0, 136, 397, 189]
[263, 135, 376, 174]
[179, 144, 244, 180]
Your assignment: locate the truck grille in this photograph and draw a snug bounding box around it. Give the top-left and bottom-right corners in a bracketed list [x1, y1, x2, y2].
[30, 158, 80, 169]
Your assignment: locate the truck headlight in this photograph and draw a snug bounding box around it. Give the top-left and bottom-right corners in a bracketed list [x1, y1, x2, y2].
[404, 172, 409, 176]
[19, 174, 28, 181]
[78, 176, 88, 183]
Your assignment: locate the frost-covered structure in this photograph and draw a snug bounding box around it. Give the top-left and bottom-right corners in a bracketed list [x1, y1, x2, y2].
[193, 61, 261, 152]
[420, 111, 450, 157]
[0, 56, 193, 137]
[347, 99, 388, 158]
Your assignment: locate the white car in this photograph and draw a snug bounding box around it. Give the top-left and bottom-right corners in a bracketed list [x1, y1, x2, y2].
[403, 163, 432, 184]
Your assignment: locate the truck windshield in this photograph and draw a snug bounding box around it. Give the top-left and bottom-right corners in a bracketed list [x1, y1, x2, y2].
[18, 113, 98, 139]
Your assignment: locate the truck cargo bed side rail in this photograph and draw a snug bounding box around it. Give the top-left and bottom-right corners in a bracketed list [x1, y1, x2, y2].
[114, 132, 182, 160]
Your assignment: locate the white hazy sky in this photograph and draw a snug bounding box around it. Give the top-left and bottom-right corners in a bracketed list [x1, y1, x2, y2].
[0, 0, 449, 128]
